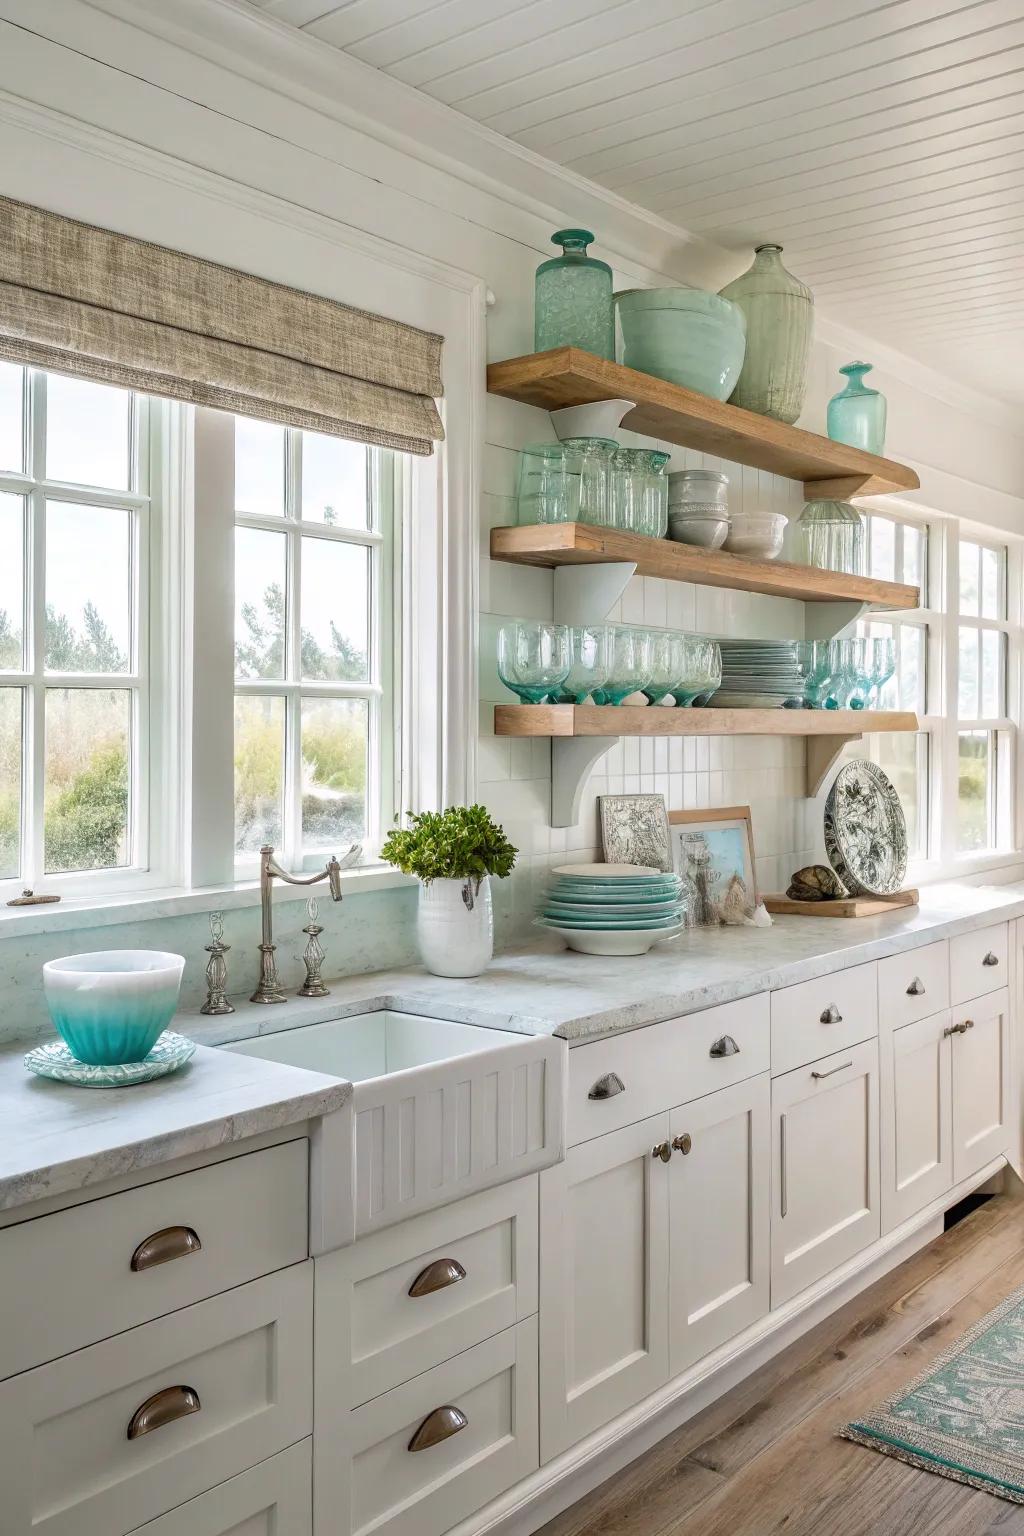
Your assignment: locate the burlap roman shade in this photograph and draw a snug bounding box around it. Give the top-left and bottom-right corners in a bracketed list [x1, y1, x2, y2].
[0, 196, 444, 455]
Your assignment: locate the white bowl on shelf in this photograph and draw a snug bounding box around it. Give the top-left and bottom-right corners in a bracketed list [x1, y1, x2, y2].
[724, 511, 788, 560]
[535, 919, 684, 956]
[550, 399, 636, 442]
[668, 513, 730, 550]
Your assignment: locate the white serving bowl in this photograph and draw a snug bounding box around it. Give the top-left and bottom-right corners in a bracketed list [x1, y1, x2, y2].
[724, 511, 788, 560]
[536, 920, 684, 956]
[668, 513, 730, 550]
[550, 399, 636, 441]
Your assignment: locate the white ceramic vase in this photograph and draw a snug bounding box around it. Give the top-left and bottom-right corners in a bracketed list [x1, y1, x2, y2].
[416, 877, 494, 978]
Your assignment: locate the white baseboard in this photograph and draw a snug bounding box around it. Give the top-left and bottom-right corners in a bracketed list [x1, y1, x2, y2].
[452, 1156, 1008, 1536]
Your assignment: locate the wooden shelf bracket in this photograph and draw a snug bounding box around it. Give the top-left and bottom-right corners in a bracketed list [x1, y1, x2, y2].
[551, 737, 618, 827]
[802, 600, 871, 642]
[806, 734, 861, 796]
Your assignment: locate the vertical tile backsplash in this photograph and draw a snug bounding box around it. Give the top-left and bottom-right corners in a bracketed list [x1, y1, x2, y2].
[479, 394, 823, 944]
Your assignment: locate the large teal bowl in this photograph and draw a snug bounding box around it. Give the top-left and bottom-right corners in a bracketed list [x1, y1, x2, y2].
[616, 288, 747, 399]
[42, 950, 186, 1065]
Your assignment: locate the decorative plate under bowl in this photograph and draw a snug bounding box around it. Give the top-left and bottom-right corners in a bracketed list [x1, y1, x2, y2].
[24, 1030, 196, 1088]
[824, 759, 908, 897]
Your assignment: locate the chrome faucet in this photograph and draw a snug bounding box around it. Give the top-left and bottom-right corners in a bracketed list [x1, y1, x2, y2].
[251, 843, 359, 1004]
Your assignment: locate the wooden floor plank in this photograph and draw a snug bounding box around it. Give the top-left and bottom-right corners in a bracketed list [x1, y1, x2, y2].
[540, 1195, 1024, 1536]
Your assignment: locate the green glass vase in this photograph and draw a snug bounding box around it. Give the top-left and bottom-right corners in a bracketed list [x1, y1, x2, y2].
[718, 244, 813, 424]
[534, 229, 614, 360]
[827, 362, 887, 455]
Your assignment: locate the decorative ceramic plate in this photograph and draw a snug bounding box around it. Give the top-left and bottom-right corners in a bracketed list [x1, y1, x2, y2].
[551, 863, 661, 879]
[824, 759, 908, 896]
[24, 1031, 197, 1088]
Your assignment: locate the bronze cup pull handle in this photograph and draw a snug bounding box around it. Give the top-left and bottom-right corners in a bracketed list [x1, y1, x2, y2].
[906, 977, 926, 996]
[983, 951, 1000, 967]
[131, 1226, 202, 1272]
[408, 1258, 467, 1297]
[820, 1004, 842, 1024]
[589, 1072, 625, 1100]
[709, 1035, 739, 1057]
[408, 1405, 468, 1452]
[127, 1385, 201, 1441]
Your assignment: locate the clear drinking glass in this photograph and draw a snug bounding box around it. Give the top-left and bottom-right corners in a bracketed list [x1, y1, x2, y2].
[672, 638, 721, 706]
[548, 625, 614, 703]
[638, 450, 670, 537]
[593, 626, 654, 705]
[868, 637, 897, 708]
[562, 437, 616, 526]
[611, 448, 644, 532]
[642, 631, 685, 704]
[515, 443, 580, 525]
[497, 621, 570, 703]
[797, 499, 866, 576]
[695, 640, 723, 705]
[825, 638, 863, 709]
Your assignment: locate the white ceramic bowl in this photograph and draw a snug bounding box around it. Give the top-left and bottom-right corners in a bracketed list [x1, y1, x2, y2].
[550, 399, 636, 441]
[42, 949, 186, 1064]
[536, 920, 684, 956]
[724, 512, 788, 560]
[668, 514, 730, 550]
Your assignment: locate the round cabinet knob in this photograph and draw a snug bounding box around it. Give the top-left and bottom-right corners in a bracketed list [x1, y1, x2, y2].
[652, 1141, 673, 1163]
[672, 1133, 693, 1155]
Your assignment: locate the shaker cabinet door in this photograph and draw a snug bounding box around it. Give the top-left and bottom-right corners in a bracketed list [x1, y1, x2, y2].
[883, 1012, 953, 1232]
[771, 1039, 880, 1308]
[539, 1113, 670, 1461]
[951, 990, 1011, 1184]
[669, 1075, 770, 1376]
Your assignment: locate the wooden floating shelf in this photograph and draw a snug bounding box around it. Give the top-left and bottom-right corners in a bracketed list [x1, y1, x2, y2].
[494, 705, 920, 821]
[487, 349, 921, 501]
[493, 705, 918, 739]
[490, 523, 919, 612]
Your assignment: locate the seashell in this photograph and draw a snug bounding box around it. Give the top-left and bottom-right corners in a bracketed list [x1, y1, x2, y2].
[786, 864, 846, 902]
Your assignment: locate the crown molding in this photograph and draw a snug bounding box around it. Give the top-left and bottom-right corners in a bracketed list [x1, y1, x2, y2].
[5, 0, 1023, 441]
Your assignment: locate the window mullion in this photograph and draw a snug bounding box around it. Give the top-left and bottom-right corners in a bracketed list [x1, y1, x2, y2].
[26, 370, 47, 884]
[285, 433, 304, 867]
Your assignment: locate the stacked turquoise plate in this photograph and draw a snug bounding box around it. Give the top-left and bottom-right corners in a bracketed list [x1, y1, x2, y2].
[537, 863, 686, 956]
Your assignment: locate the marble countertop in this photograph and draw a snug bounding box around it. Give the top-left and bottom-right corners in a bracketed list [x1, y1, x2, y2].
[185, 879, 1024, 1049]
[0, 1042, 350, 1215]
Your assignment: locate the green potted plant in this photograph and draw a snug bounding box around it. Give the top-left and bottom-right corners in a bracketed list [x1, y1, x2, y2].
[381, 806, 517, 977]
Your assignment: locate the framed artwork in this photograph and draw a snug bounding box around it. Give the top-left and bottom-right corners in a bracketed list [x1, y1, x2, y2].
[599, 794, 672, 872]
[668, 806, 758, 926]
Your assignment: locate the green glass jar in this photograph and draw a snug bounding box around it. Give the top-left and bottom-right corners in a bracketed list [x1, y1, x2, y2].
[827, 362, 887, 455]
[534, 229, 614, 360]
[718, 244, 813, 424]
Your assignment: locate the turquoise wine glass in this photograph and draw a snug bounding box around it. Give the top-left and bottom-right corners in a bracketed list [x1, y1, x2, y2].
[497, 621, 570, 704]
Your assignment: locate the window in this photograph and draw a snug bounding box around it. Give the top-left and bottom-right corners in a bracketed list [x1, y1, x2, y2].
[862, 509, 1020, 875]
[231, 419, 399, 871]
[861, 511, 931, 862]
[0, 362, 157, 888]
[955, 538, 1011, 854]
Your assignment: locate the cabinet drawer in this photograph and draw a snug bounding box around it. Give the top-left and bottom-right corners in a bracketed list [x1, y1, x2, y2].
[950, 923, 1008, 1005]
[0, 1141, 308, 1379]
[771, 963, 877, 1076]
[878, 941, 949, 1031]
[0, 1265, 312, 1536]
[568, 993, 769, 1144]
[320, 1320, 538, 1536]
[316, 1177, 538, 1408]
[128, 1440, 311, 1536]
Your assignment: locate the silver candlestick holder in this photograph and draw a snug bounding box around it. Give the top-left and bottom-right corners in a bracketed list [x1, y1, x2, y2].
[200, 911, 235, 1015]
[298, 896, 329, 998]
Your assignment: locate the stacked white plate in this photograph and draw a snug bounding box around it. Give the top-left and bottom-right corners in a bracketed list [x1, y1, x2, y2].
[537, 863, 686, 956]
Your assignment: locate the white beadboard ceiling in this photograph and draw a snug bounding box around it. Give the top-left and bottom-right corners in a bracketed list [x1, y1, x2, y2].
[250, 0, 1024, 407]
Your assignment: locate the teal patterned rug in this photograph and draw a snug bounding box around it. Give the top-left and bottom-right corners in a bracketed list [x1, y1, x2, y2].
[841, 1284, 1024, 1504]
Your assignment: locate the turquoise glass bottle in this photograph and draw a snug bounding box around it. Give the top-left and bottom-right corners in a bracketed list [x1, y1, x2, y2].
[534, 229, 614, 360]
[827, 362, 887, 455]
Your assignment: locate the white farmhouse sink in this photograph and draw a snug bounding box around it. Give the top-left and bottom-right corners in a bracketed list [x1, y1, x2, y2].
[228, 1011, 564, 1242]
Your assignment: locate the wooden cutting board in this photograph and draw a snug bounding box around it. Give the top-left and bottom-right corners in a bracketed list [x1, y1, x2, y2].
[763, 889, 919, 918]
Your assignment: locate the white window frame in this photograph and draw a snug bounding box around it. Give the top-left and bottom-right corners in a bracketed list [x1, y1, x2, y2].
[864, 498, 1022, 884]
[0, 367, 177, 899]
[230, 426, 401, 876]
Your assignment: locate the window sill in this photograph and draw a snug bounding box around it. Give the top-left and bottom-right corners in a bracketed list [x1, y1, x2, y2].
[0, 864, 415, 939]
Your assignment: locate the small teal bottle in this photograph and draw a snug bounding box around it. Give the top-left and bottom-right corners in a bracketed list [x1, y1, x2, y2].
[534, 229, 614, 360]
[827, 362, 887, 455]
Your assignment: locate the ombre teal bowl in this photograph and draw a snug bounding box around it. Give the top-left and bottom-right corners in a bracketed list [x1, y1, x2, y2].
[42, 950, 186, 1065]
[615, 288, 747, 400]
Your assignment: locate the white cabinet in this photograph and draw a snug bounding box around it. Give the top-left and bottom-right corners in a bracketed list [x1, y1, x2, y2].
[771, 1039, 880, 1308]
[950, 923, 1008, 1005]
[882, 1011, 953, 1231]
[668, 1075, 770, 1375]
[128, 1441, 311, 1536]
[951, 989, 1011, 1183]
[539, 1114, 670, 1460]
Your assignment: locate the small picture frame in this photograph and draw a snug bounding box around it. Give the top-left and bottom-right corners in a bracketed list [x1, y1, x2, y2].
[668, 806, 758, 926]
[599, 794, 672, 872]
